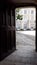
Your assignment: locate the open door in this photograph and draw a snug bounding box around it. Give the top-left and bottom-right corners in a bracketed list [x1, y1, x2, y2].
[0, 6, 16, 61]
[0, 2, 37, 61]
[14, 3, 37, 51]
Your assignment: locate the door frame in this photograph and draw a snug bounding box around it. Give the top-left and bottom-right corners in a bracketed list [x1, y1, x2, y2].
[14, 3, 37, 51]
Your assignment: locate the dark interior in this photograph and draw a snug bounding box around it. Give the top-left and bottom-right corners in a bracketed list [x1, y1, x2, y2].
[0, 0, 37, 61]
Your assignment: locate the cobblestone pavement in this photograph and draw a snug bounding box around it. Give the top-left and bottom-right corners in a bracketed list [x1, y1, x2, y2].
[0, 31, 37, 65]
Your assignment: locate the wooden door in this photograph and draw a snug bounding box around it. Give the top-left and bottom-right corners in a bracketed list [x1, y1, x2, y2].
[0, 7, 16, 61]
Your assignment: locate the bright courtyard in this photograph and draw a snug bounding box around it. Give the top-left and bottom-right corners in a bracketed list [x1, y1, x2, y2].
[16, 30, 36, 49]
[16, 30, 35, 36]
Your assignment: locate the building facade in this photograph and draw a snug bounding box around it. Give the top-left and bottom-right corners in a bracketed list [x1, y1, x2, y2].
[16, 7, 36, 30]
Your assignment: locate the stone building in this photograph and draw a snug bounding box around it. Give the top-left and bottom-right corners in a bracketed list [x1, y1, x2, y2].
[16, 7, 36, 30]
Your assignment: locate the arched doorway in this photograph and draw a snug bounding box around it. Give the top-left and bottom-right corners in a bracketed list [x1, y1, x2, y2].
[14, 3, 36, 51]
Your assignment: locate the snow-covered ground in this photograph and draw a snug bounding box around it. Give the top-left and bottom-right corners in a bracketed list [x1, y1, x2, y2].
[16, 30, 36, 36]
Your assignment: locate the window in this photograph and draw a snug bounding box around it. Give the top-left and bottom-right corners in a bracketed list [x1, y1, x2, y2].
[31, 10, 34, 14]
[24, 10, 27, 14]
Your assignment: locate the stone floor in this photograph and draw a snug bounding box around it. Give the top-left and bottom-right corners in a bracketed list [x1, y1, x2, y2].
[0, 31, 37, 65]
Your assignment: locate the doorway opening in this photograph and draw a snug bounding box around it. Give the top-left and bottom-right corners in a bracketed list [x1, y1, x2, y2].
[15, 7, 36, 51]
